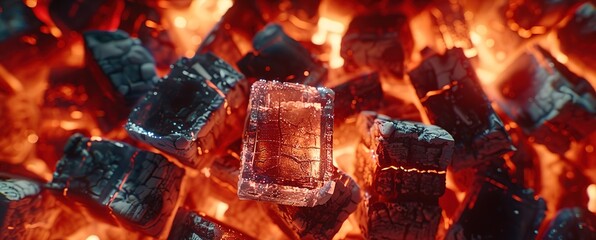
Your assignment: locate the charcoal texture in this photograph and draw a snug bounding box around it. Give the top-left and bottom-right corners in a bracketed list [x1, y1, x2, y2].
[268, 173, 362, 240]
[495, 46, 596, 153]
[446, 173, 546, 240]
[238, 80, 335, 207]
[126, 53, 248, 167]
[368, 201, 442, 240]
[168, 207, 251, 240]
[370, 118, 454, 202]
[409, 48, 514, 169]
[237, 24, 327, 86]
[0, 179, 58, 240]
[332, 72, 383, 124]
[341, 13, 413, 76]
[84, 30, 158, 106]
[542, 208, 596, 240]
[358, 115, 453, 240]
[48, 134, 184, 237]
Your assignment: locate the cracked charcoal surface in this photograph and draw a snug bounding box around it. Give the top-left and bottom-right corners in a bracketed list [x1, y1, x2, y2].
[84, 30, 158, 106]
[558, 3, 596, 69]
[0, 179, 59, 240]
[237, 24, 327, 86]
[409, 48, 514, 169]
[168, 207, 250, 240]
[368, 201, 442, 240]
[332, 72, 383, 124]
[48, 134, 184, 237]
[341, 13, 413, 77]
[445, 173, 546, 240]
[126, 53, 248, 167]
[542, 208, 596, 240]
[238, 80, 335, 207]
[495, 46, 596, 154]
[370, 118, 454, 202]
[268, 172, 362, 240]
[354, 111, 390, 190]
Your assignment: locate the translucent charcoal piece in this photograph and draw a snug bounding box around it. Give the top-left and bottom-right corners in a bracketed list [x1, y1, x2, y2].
[238, 80, 335, 207]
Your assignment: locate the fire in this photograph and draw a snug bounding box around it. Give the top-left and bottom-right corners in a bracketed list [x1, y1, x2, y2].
[311, 17, 346, 69]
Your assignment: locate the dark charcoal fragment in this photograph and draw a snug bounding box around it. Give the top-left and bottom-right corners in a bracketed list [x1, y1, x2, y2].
[210, 139, 242, 187]
[0, 179, 59, 240]
[0, 0, 41, 42]
[168, 207, 251, 240]
[558, 3, 596, 69]
[119, 1, 178, 69]
[84, 30, 158, 106]
[83, 30, 159, 132]
[332, 72, 383, 124]
[237, 24, 327, 86]
[369, 118, 454, 202]
[48, 134, 184, 237]
[368, 201, 442, 240]
[409, 48, 514, 169]
[445, 172, 546, 240]
[341, 13, 414, 76]
[126, 53, 248, 168]
[197, 0, 267, 68]
[495, 46, 596, 153]
[542, 208, 596, 240]
[267, 172, 362, 240]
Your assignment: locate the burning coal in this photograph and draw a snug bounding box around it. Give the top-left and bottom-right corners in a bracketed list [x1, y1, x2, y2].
[0, 0, 595, 239]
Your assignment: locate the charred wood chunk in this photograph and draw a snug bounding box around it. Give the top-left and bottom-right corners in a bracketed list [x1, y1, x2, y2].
[495, 46, 596, 153]
[197, 0, 266, 67]
[83, 30, 159, 132]
[506, 0, 582, 36]
[126, 53, 248, 168]
[269, 173, 362, 240]
[238, 80, 335, 207]
[446, 174, 546, 240]
[168, 207, 251, 240]
[84, 30, 158, 106]
[368, 201, 442, 240]
[409, 48, 514, 169]
[48, 134, 185, 237]
[558, 3, 596, 68]
[542, 208, 596, 240]
[0, 179, 59, 240]
[237, 24, 327, 86]
[332, 72, 383, 124]
[0, 0, 41, 42]
[119, 1, 178, 69]
[341, 13, 414, 77]
[370, 118, 453, 202]
[354, 111, 391, 190]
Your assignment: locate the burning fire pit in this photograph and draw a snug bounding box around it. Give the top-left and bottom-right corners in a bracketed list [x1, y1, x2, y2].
[0, 0, 595, 239]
